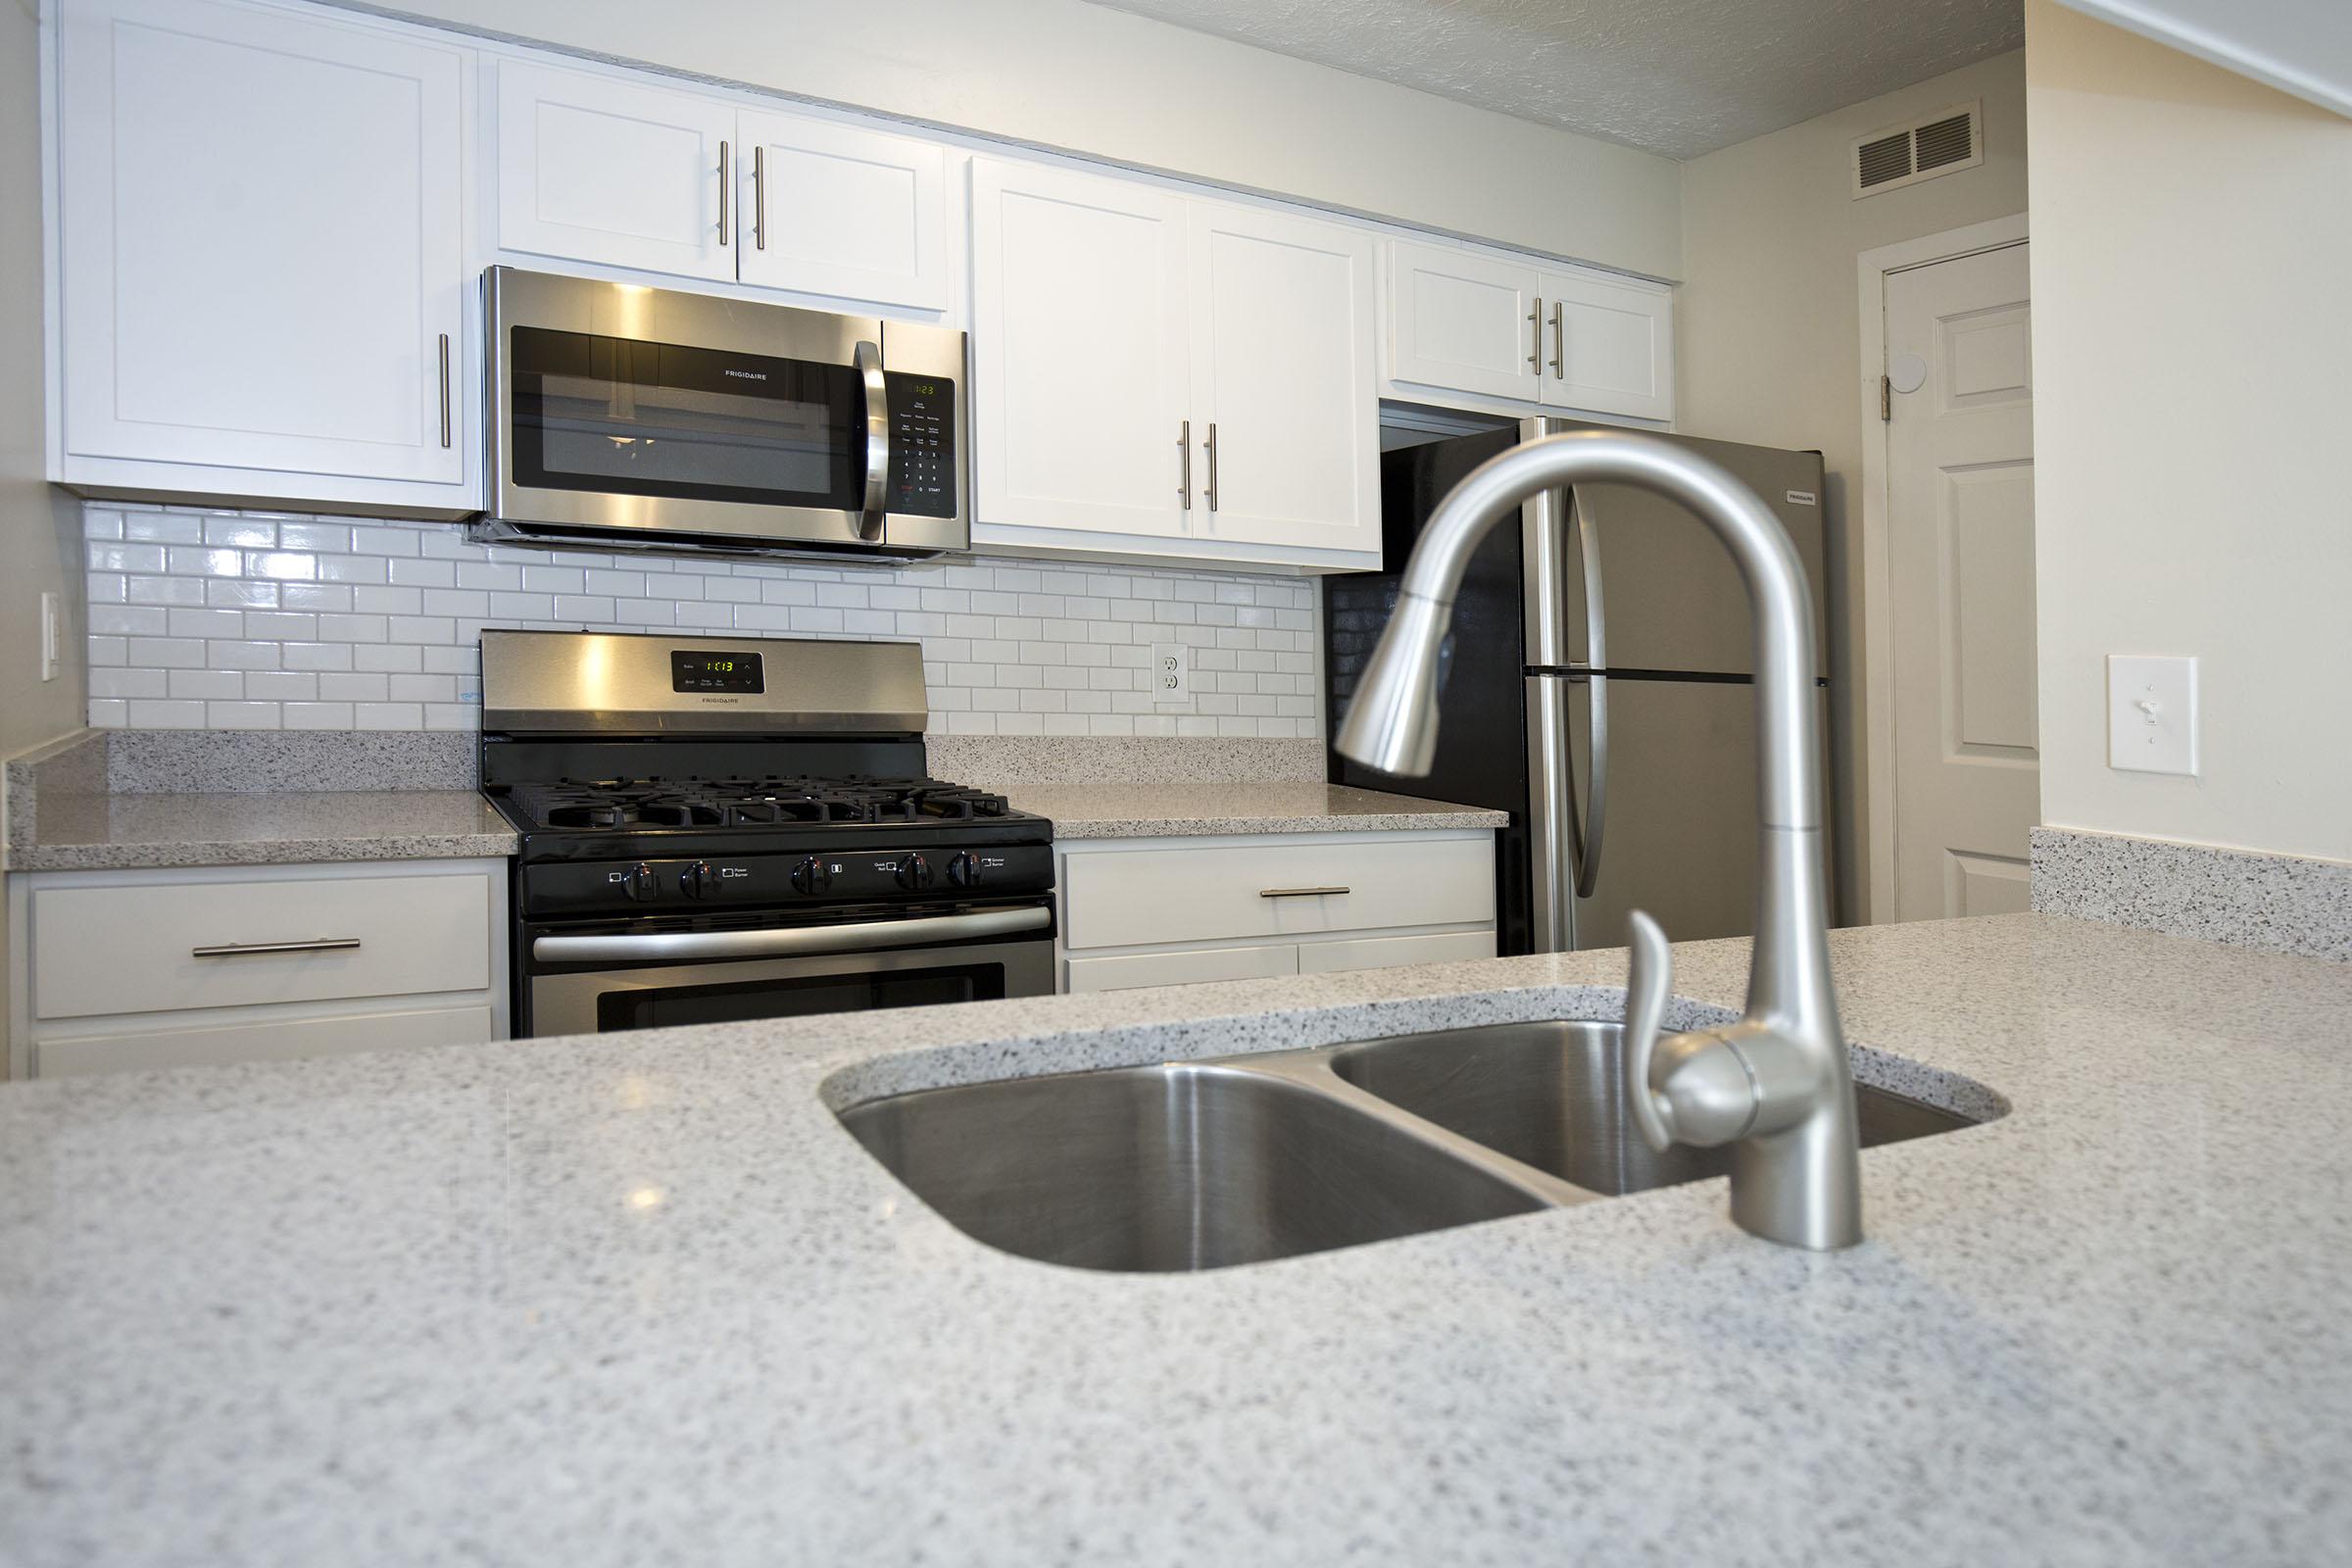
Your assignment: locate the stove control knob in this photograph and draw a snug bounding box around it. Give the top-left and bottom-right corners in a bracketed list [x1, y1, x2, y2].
[947, 851, 983, 889]
[895, 853, 933, 891]
[678, 860, 714, 900]
[624, 861, 658, 902]
[791, 856, 833, 896]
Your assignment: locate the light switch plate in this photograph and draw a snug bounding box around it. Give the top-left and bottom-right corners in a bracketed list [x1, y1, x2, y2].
[1151, 642, 1191, 704]
[38, 591, 60, 682]
[2107, 654, 2197, 775]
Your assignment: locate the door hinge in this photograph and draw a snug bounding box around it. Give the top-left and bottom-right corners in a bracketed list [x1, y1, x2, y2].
[1880, 373, 1892, 422]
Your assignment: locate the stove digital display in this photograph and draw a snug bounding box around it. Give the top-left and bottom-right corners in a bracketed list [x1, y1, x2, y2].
[670, 650, 764, 694]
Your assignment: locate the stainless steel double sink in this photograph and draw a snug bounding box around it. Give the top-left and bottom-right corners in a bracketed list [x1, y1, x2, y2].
[840, 1020, 1984, 1273]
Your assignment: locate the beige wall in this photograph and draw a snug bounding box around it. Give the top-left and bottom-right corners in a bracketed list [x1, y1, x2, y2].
[4, 0, 87, 1067]
[358, 0, 1683, 280]
[1675, 51, 2031, 920]
[2026, 0, 2352, 861]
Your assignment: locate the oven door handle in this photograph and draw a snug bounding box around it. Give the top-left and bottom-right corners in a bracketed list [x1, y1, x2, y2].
[532, 906, 1048, 965]
[856, 338, 890, 543]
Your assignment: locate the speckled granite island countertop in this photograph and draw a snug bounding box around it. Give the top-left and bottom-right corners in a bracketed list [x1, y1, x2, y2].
[1004, 780, 1508, 838]
[2, 789, 517, 871]
[4, 913, 2349, 1566]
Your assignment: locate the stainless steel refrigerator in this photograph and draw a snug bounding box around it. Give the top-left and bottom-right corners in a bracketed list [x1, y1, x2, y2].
[1326, 417, 1835, 955]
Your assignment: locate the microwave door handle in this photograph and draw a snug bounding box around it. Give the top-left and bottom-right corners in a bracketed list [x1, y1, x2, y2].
[1570, 490, 1609, 899]
[857, 338, 890, 542]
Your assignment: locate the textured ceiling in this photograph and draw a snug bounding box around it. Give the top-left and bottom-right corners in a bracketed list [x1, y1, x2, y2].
[1081, 0, 2025, 160]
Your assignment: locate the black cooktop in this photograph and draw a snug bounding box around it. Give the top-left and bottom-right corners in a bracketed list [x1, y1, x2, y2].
[501, 775, 1027, 833]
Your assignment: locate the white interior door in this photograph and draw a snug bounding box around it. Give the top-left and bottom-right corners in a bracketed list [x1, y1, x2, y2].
[969, 158, 1190, 540]
[735, 110, 949, 310]
[1885, 242, 2038, 920]
[1385, 241, 1543, 402]
[1188, 201, 1379, 557]
[495, 59, 733, 281]
[57, 0, 466, 483]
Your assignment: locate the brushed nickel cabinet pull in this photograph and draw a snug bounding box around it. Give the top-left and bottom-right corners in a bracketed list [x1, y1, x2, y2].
[1258, 886, 1348, 899]
[1204, 421, 1219, 513]
[717, 139, 730, 245]
[1528, 296, 1544, 371]
[436, 332, 452, 448]
[191, 938, 363, 959]
[753, 144, 766, 251]
[1177, 418, 1191, 508]
[1549, 301, 1564, 377]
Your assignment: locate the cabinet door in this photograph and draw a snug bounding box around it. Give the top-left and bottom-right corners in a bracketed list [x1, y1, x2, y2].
[1188, 202, 1380, 559]
[970, 159, 1191, 540]
[1538, 269, 1676, 420]
[736, 110, 948, 309]
[1386, 240, 1544, 403]
[57, 0, 466, 483]
[495, 59, 732, 281]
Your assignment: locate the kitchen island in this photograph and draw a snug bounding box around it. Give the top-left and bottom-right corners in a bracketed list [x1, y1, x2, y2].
[2, 912, 2347, 1565]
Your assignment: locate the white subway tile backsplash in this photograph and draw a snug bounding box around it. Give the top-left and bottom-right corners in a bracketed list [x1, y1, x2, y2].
[84, 505, 1325, 737]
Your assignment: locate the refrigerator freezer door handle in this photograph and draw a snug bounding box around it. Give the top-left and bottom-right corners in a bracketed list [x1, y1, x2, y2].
[1568, 491, 1609, 899]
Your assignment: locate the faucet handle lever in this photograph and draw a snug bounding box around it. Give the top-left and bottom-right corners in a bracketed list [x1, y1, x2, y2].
[1624, 909, 1678, 1152]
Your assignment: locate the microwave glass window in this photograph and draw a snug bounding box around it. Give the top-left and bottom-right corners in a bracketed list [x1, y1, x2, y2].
[593, 963, 1004, 1033]
[510, 327, 863, 510]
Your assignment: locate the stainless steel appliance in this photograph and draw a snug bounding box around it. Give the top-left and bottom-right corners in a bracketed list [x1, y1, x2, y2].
[479, 268, 967, 561]
[479, 630, 1054, 1037]
[1327, 417, 1834, 955]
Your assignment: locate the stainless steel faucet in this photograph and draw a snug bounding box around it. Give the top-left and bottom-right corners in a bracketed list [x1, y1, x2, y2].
[1333, 429, 1862, 1250]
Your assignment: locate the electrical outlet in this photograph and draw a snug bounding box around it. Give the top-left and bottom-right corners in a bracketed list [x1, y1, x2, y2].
[38, 591, 60, 683]
[2107, 654, 2197, 775]
[1151, 641, 1191, 704]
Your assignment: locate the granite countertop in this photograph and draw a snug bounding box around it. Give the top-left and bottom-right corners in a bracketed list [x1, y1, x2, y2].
[1, 789, 517, 871]
[1004, 780, 1509, 838]
[4, 911, 2349, 1565]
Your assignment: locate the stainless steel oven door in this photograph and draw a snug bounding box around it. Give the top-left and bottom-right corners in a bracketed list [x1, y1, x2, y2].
[525, 912, 1054, 1038]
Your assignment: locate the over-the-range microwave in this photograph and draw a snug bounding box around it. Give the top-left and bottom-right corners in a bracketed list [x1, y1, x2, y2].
[478, 267, 967, 562]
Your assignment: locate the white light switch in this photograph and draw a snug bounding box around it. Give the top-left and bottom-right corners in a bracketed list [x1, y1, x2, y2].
[39, 591, 60, 683]
[1151, 641, 1191, 704]
[2107, 655, 2197, 775]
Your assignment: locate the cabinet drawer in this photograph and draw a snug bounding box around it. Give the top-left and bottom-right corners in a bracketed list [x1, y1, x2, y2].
[33, 1004, 496, 1079]
[32, 872, 492, 1020]
[1063, 837, 1493, 950]
[1298, 930, 1496, 975]
[1063, 942, 1297, 996]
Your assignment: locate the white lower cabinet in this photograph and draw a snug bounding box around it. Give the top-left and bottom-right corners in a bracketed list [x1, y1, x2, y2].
[1055, 831, 1496, 995]
[8, 859, 510, 1080]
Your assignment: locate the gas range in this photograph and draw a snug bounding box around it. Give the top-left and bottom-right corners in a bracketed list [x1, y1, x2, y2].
[479, 629, 1056, 1037]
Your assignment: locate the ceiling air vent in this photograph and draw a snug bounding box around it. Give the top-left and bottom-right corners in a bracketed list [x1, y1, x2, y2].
[1852, 100, 1984, 198]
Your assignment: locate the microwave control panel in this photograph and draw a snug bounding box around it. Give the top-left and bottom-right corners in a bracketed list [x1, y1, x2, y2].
[884, 373, 957, 518]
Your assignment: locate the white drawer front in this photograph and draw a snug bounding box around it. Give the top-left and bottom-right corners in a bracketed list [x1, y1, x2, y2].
[33, 872, 492, 1020]
[1063, 837, 1493, 951]
[1063, 942, 1297, 995]
[1298, 929, 1496, 975]
[33, 1004, 496, 1079]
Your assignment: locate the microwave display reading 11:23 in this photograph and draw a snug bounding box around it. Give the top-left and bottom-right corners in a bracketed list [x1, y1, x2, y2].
[670, 650, 765, 694]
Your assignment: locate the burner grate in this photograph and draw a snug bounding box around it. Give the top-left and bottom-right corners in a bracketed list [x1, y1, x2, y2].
[508, 774, 1013, 833]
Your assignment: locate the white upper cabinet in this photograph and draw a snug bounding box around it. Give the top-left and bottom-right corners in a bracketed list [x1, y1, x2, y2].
[970, 159, 1381, 570]
[1538, 269, 1675, 421]
[56, 0, 468, 493]
[1386, 241, 1544, 404]
[492, 64, 950, 310]
[494, 60, 734, 282]
[1385, 240, 1676, 422]
[970, 158, 1192, 545]
[735, 111, 949, 310]
[1188, 202, 1379, 557]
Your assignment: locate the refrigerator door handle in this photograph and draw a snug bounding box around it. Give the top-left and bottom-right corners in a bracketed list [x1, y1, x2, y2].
[1574, 673, 1609, 900]
[1568, 491, 1609, 898]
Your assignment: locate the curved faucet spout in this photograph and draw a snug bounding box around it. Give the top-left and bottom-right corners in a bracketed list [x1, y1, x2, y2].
[1334, 429, 1861, 1250]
